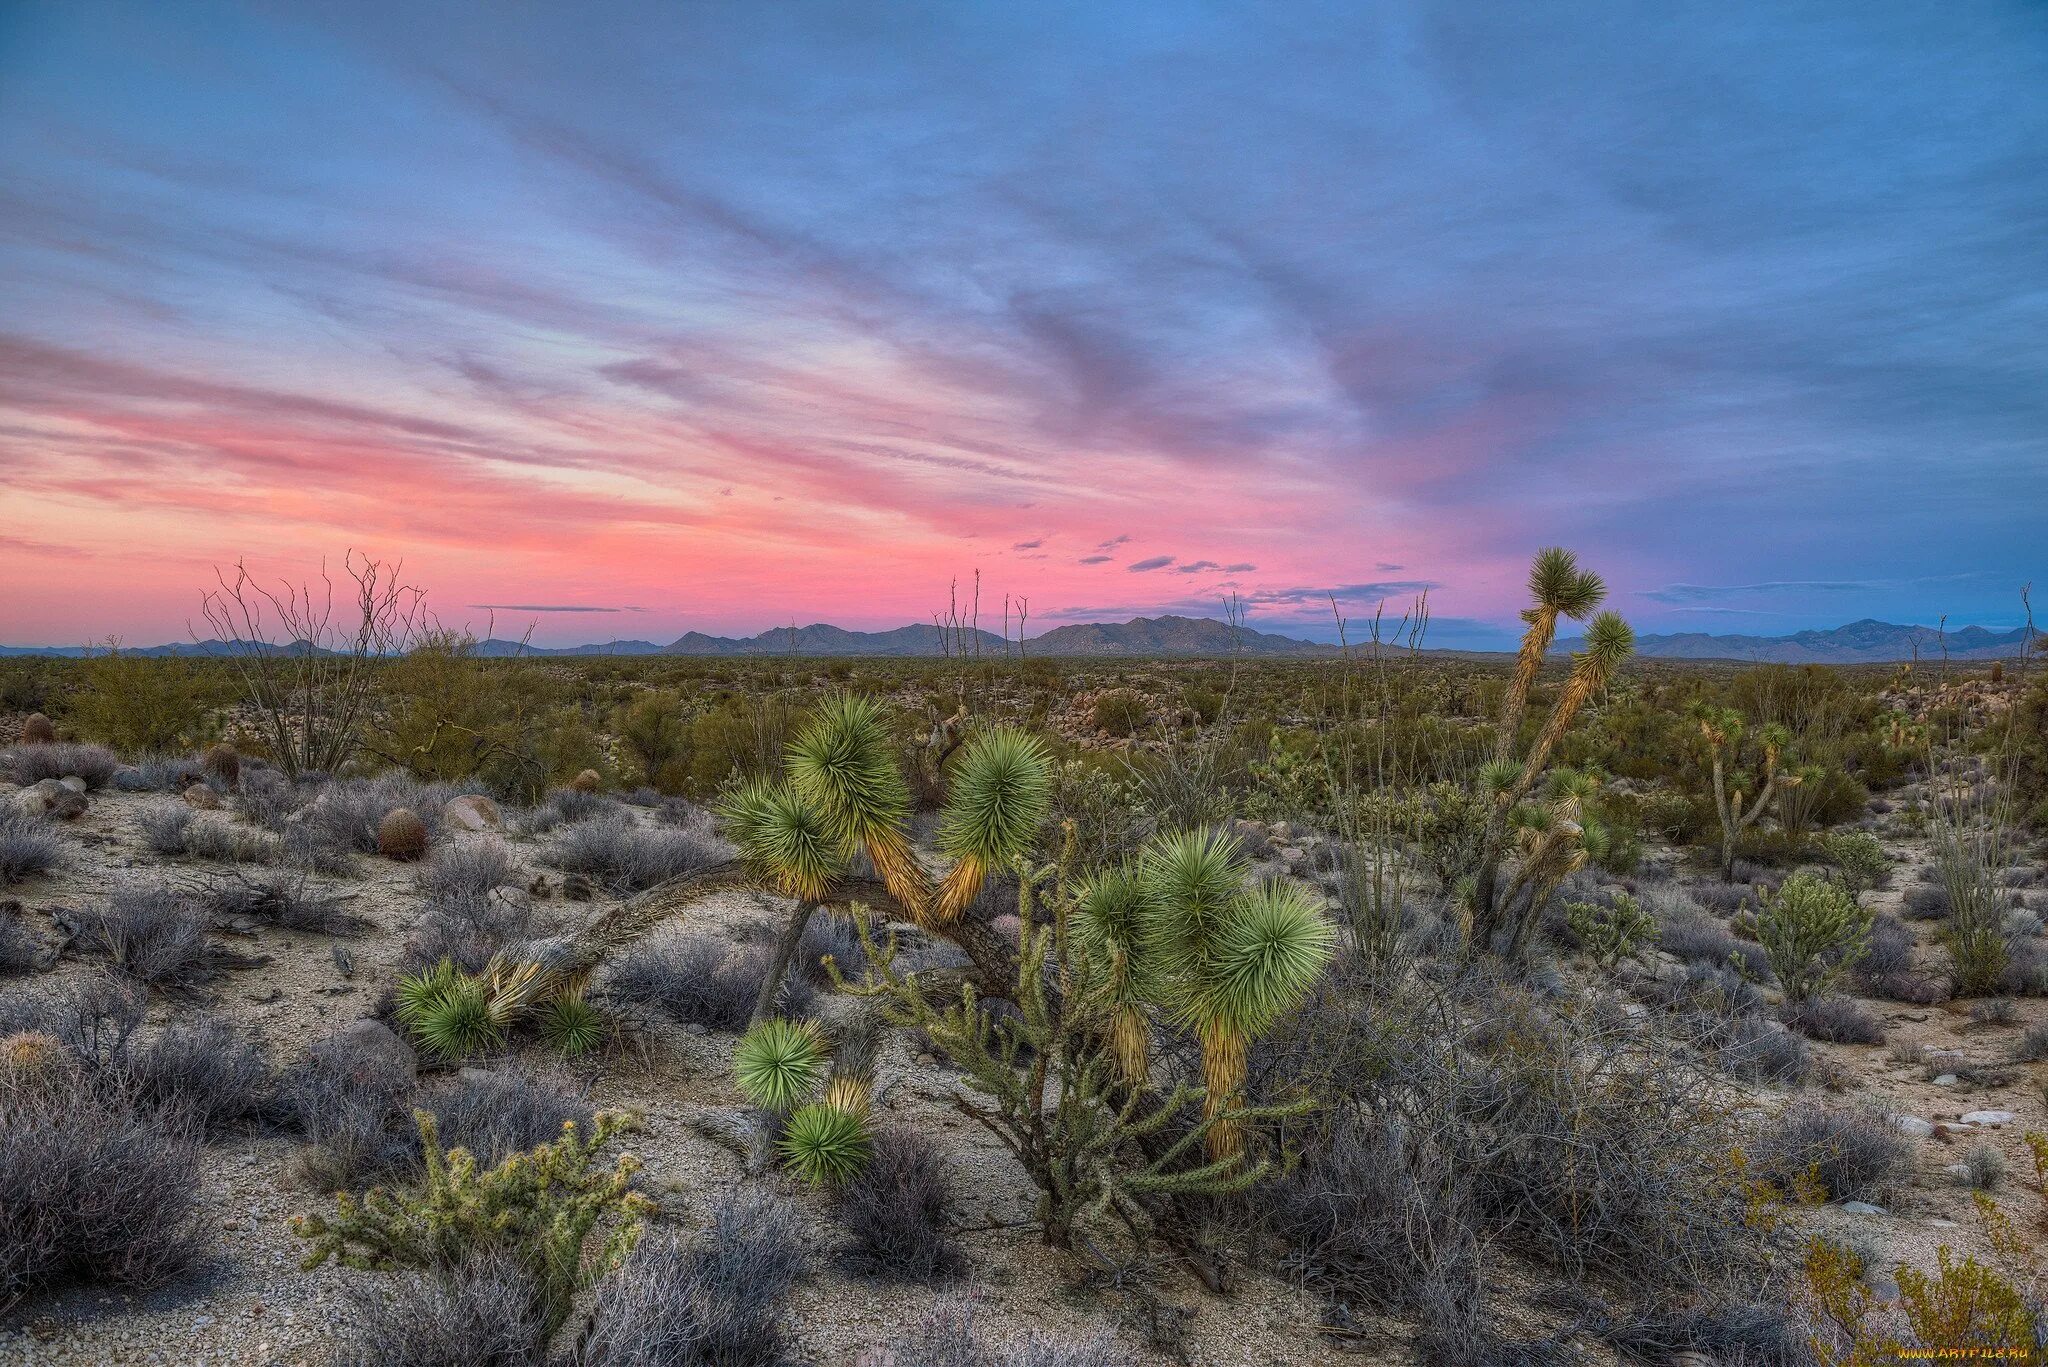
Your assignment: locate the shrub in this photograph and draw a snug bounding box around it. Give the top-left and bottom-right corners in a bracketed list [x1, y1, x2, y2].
[602, 933, 768, 1032]
[73, 884, 212, 988]
[304, 776, 471, 857]
[202, 869, 364, 934]
[1819, 830, 1890, 897]
[182, 815, 282, 865]
[1755, 872, 1870, 1003]
[281, 1029, 421, 1192]
[834, 1126, 963, 1282]
[1782, 996, 1886, 1045]
[1856, 914, 1944, 1003]
[0, 906, 39, 976]
[295, 1110, 652, 1341]
[1090, 689, 1148, 738]
[334, 1251, 550, 1367]
[418, 843, 521, 906]
[546, 810, 727, 893]
[404, 889, 544, 979]
[1902, 883, 1951, 920]
[138, 802, 195, 855]
[1714, 1013, 1812, 1085]
[128, 1015, 274, 1134]
[8, 740, 121, 789]
[423, 1069, 592, 1168]
[67, 649, 227, 755]
[1960, 1144, 2005, 1191]
[517, 788, 619, 835]
[2012, 1021, 2048, 1062]
[578, 1189, 809, 1367]
[1752, 1104, 1912, 1203]
[1652, 894, 1771, 980]
[1563, 891, 1656, 969]
[0, 810, 62, 883]
[0, 1043, 205, 1306]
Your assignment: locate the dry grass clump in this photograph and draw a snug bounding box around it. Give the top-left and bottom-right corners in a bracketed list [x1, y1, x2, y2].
[601, 931, 809, 1031]
[70, 883, 214, 989]
[834, 1126, 965, 1282]
[0, 809, 63, 883]
[1750, 1103, 1912, 1203]
[201, 869, 365, 935]
[7, 740, 121, 789]
[546, 810, 729, 893]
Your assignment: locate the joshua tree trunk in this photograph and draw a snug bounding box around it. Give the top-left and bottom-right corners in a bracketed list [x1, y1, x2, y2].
[750, 900, 819, 1027]
[1197, 1020, 1250, 1160]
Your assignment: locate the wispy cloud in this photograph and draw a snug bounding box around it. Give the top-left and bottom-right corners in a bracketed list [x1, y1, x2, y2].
[1127, 555, 1174, 572]
[469, 603, 646, 613]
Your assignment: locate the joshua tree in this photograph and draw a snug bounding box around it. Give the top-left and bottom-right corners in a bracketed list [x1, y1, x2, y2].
[933, 729, 1053, 922]
[1472, 608, 1635, 948]
[1493, 548, 1607, 767]
[1071, 863, 1160, 1082]
[1695, 705, 1795, 881]
[721, 697, 1053, 1025]
[1138, 828, 1334, 1158]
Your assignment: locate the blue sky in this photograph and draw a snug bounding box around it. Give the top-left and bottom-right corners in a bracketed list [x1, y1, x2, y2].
[0, 0, 2042, 647]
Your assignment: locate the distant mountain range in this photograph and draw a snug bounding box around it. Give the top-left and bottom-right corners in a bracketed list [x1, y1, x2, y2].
[2, 615, 2037, 664]
[1559, 618, 2038, 665]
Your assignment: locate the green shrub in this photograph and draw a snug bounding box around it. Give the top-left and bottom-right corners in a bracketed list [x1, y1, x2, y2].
[1819, 830, 1890, 898]
[1564, 891, 1656, 970]
[68, 647, 228, 754]
[1755, 872, 1871, 1003]
[294, 1109, 651, 1340]
[1090, 689, 1149, 738]
[778, 1091, 874, 1186]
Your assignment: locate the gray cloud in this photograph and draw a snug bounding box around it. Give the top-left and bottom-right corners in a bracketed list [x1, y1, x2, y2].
[1127, 555, 1174, 572]
[1078, 554, 1112, 564]
[469, 603, 645, 612]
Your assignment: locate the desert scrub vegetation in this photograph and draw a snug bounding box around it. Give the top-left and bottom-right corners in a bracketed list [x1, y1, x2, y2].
[0, 809, 63, 884]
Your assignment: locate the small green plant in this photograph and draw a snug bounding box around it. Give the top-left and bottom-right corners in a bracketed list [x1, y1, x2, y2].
[734, 1018, 827, 1112]
[1819, 830, 1890, 899]
[293, 1109, 651, 1339]
[394, 959, 503, 1059]
[1755, 872, 1871, 1003]
[1564, 890, 1656, 970]
[538, 991, 608, 1057]
[1091, 689, 1149, 738]
[779, 1088, 874, 1186]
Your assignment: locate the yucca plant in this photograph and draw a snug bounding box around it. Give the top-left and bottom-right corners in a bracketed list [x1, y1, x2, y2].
[934, 728, 1052, 922]
[778, 1095, 873, 1185]
[1494, 548, 1606, 767]
[788, 694, 928, 915]
[1473, 598, 1634, 947]
[1072, 862, 1162, 1081]
[1139, 830, 1334, 1157]
[538, 990, 608, 1057]
[395, 959, 504, 1060]
[717, 776, 848, 1026]
[734, 1017, 827, 1113]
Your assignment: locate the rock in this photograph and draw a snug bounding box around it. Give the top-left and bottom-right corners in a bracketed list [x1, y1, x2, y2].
[1890, 1114, 1936, 1138]
[16, 780, 86, 820]
[56, 776, 86, 794]
[1268, 821, 1294, 843]
[1838, 1200, 1886, 1216]
[1962, 1110, 2016, 1126]
[182, 783, 222, 811]
[332, 1019, 417, 1081]
[444, 794, 502, 832]
[1229, 819, 1273, 858]
[1931, 1073, 1961, 1087]
[1278, 845, 1307, 866]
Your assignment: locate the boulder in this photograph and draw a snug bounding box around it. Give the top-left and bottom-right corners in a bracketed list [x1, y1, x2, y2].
[1889, 1114, 1935, 1139]
[56, 776, 87, 794]
[444, 794, 502, 833]
[1961, 1110, 2016, 1127]
[16, 780, 85, 821]
[332, 1019, 417, 1083]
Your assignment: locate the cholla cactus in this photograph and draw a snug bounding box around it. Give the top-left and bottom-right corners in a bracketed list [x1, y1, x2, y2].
[1755, 872, 1871, 1003]
[1564, 891, 1657, 970]
[294, 1109, 650, 1338]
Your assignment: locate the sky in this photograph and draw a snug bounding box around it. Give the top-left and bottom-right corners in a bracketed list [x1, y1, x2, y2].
[0, 1, 2043, 650]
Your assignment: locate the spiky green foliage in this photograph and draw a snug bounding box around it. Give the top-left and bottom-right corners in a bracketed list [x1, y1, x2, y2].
[843, 846, 1307, 1252]
[779, 1098, 874, 1185]
[293, 1110, 651, 1338]
[1189, 880, 1336, 1040]
[786, 693, 927, 914]
[1072, 863, 1161, 1080]
[395, 959, 503, 1060]
[1820, 830, 1890, 899]
[934, 729, 1053, 921]
[1565, 891, 1657, 970]
[716, 777, 843, 904]
[1756, 871, 1872, 1003]
[1138, 826, 1243, 949]
[1495, 547, 1607, 766]
[538, 990, 608, 1057]
[734, 1018, 827, 1113]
